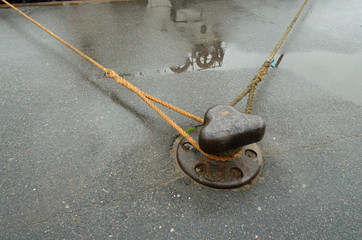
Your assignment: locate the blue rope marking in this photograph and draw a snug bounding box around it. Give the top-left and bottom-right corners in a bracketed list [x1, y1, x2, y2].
[266, 58, 275, 68]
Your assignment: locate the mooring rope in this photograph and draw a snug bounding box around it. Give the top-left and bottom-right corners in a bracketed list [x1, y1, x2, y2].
[1, 0, 308, 161]
[229, 0, 309, 114]
[1, 0, 241, 161]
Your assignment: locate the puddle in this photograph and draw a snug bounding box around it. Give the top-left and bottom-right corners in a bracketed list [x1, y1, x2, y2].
[126, 0, 362, 106]
[282, 52, 362, 105]
[108, 0, 280, 76]
[119, 48, 362, 106]
[6, 0, 360, 105]
[116, 42, 274, 77]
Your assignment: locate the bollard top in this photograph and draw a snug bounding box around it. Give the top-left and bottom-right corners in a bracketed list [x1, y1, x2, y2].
[198, 105, 266, 155]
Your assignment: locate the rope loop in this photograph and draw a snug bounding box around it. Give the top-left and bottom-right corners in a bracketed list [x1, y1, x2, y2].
[105, 69, 117, 78]
[266, 58, 275, 68]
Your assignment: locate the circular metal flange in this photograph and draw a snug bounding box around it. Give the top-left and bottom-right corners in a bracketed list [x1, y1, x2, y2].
[177, 126, 263, 189]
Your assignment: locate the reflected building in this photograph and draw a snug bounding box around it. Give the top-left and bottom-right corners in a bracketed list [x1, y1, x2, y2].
[168, 0, 225, 73]
[147, 0, 225, 74]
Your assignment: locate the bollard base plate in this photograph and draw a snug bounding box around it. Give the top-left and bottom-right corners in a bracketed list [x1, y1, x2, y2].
[176, 126, 263, 189]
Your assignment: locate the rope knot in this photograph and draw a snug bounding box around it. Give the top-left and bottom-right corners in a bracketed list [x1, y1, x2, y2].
[266, 58, 275, 68]
[255, 73, 265, 82]
[104, 69, 116, 78]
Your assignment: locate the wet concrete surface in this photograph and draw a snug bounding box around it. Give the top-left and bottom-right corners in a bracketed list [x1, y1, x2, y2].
[1, 0, 361, 239]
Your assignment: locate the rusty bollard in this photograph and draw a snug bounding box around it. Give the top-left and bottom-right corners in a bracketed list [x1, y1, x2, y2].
[176, 105, 266, 189]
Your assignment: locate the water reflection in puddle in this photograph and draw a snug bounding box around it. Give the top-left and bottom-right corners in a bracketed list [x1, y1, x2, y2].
[119, 47, 270, 76]
[119, 0, 266, 75]
[119, 1, 362, 105]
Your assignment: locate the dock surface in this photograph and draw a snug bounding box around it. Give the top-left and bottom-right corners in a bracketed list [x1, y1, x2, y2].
[1, 0, 361, 239]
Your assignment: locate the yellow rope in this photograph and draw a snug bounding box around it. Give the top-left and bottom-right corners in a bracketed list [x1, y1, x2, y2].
[1, 0, 204, 124]
[1, 0, 240, 161]
[2, 0, 308, 160]
[229, 0, 309, 114]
